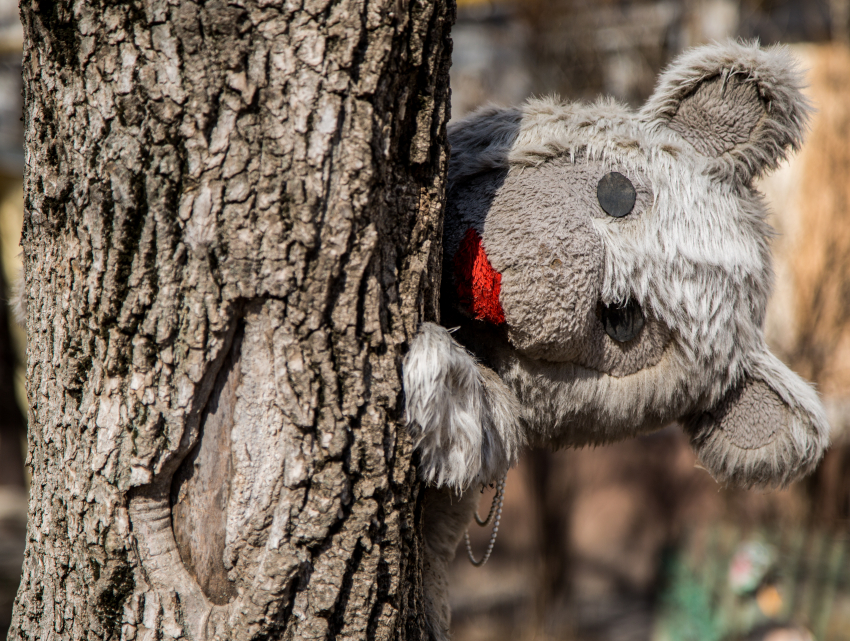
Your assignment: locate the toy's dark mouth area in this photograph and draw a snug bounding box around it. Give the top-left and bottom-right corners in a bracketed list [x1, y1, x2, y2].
[498, 295, 666, 377]
[598, 299, 645, 343]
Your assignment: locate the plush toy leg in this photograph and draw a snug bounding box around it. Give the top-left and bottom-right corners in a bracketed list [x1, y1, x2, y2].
[421, 487, 479, 641]
[404, 323, 523, 639]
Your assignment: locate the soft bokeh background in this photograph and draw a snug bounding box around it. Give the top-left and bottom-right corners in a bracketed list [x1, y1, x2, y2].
[0, 2, 849, 640]
[450, 2, 850, 641]
[0, 0, 26, 637]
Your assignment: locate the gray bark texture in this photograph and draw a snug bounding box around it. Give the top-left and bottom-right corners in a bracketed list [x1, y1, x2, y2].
[12, 0, 453, 639]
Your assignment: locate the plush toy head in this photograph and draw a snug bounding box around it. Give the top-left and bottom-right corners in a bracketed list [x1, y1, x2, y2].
[405, 41, 829, 492]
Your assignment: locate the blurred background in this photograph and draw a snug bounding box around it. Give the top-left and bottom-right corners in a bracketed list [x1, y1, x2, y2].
[450, 2, 850, 641]
[0, 1, 849, 640]
[0, 0, 26, 637]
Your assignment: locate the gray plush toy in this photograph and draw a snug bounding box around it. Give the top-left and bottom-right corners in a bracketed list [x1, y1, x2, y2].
[403, 41, 829, 640]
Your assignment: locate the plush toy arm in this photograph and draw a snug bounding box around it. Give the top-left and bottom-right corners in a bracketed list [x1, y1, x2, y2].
[403, 322, 523, 491]
[683, 351, 829, 488]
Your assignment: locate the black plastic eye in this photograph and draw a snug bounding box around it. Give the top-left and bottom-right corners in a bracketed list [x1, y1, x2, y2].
[599, 299, 644, 343]
[597, 172, 636, 218]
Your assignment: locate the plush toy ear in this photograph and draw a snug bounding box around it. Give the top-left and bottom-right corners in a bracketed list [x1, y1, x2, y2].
[641, 40, 811, 184]
[682, 350, 829, 488]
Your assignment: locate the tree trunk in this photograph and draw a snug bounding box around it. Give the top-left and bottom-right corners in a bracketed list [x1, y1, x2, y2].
[12, 1, 453, 639]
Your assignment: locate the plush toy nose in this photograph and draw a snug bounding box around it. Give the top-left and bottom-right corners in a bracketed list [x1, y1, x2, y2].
[449, 218, 664, 376]
[451, 218, 607, 364]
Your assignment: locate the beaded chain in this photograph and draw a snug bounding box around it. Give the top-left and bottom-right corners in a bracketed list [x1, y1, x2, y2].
[464, 472, 507, 567]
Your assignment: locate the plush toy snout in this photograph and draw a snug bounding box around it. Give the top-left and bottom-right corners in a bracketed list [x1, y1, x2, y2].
[453, 215, 647, 346]
[454, 224, 647, 350]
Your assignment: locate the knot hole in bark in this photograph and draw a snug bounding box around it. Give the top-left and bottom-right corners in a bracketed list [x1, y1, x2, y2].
[171, 327, 243, 605]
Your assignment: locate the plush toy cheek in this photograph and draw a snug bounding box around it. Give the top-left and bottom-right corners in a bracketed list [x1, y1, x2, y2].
[453, 228, 506, 326]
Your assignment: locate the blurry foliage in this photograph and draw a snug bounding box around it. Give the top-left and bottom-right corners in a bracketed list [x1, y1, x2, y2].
[655, 526, 850, 641]
[657, 554, 723, 641]
[472, 0, 844, 107]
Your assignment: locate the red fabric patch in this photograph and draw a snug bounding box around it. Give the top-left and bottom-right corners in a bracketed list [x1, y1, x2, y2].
[453, 228, 506, 325]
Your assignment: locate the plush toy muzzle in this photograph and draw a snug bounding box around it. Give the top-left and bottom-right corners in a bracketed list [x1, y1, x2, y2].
[403, 40, 830, 641]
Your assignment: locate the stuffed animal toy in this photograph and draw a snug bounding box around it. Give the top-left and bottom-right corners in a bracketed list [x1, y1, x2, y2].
[403, 41, 830, 641]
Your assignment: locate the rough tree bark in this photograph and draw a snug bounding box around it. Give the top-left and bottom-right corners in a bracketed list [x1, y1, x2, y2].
[12, 1, 453, 639]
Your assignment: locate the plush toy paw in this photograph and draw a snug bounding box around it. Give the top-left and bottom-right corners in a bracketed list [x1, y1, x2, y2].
[684, 350, 830, 489]
[403, 323, 522, 491]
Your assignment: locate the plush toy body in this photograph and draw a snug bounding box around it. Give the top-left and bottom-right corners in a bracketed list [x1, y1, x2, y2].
[403, 41, 829, 641]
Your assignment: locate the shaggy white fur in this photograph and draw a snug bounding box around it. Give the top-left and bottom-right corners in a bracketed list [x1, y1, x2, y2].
[404, 40, 829, 641]
[404, 323, 522, 490]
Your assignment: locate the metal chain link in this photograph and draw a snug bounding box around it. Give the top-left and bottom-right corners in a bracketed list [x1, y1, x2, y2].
[464, 471, 507, 567]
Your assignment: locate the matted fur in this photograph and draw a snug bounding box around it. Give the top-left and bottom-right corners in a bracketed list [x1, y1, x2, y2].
[404, 323, 522, 490]
[404, 41, 829, 641]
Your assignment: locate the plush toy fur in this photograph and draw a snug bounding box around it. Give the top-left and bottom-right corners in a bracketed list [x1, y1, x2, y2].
[403, 41, 829, 641]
